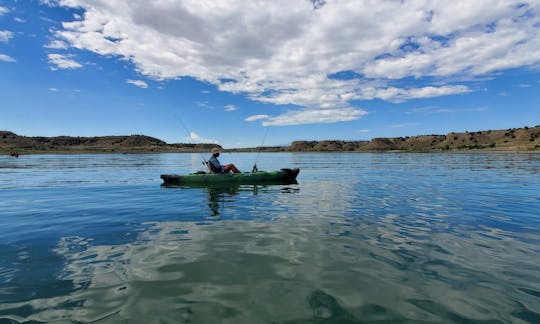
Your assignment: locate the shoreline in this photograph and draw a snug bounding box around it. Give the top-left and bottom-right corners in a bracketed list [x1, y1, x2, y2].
[2, 147, 539, 155]
[2, 125, 540, 155]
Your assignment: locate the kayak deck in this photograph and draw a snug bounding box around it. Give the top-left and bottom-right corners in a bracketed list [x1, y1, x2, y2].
[161, 168, 299, 185]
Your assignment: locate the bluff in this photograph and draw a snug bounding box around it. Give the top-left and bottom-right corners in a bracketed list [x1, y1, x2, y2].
[287, 126, 540, 152]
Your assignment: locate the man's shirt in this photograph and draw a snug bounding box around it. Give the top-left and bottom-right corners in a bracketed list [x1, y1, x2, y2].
[208, 156, 223, 173]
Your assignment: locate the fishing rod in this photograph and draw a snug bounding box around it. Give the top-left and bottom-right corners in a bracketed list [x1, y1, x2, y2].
[252, 127, 269, 172]
[178, 118, 210, 166]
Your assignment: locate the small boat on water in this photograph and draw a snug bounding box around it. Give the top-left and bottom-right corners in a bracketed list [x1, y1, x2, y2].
[161, 168, 300, 186]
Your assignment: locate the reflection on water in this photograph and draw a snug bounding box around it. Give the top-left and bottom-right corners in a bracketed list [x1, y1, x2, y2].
[0, 153, 539, 322]
[163, 183, 300, 216]
[3, 216, 539, 322]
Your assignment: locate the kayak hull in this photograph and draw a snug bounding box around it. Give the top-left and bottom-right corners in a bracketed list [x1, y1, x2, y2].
[161, 168, 299, 186]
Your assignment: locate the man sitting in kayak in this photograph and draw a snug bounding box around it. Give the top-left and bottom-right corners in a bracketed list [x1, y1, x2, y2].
[208, 148, 240, 173]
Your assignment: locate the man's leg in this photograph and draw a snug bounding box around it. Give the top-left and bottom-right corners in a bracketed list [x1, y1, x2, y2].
[224, 164, 240, 173]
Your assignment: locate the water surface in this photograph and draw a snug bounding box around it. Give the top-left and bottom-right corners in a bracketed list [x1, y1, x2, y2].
[1, 153, 539, 323]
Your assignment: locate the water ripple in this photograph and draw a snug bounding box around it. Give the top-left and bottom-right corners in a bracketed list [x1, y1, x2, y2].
[1, 153, 539, 322]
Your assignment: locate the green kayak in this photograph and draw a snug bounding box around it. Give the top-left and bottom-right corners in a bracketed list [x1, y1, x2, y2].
[161, 168, 299, 185]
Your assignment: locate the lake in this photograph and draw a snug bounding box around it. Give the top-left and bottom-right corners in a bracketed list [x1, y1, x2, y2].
[0, 152, 539, 323]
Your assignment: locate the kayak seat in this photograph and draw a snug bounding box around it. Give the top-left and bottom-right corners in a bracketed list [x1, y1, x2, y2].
[206, 161, 220, 174]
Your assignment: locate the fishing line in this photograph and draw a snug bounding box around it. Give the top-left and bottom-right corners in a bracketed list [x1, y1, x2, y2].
[178, 117, 209, 165]
[252, 127, 270, 172]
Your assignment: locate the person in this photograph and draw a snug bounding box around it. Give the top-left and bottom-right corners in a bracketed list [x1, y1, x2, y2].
[208, 148, 240, 173]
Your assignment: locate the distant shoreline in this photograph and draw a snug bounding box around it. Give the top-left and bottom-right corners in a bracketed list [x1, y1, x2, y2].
[2, 147, 539, 155]
[2, 149, 538, 155]
[2, 125, 539, 154]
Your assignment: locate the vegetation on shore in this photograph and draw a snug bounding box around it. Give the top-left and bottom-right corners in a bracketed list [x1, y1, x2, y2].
[2, 125, 540, 154]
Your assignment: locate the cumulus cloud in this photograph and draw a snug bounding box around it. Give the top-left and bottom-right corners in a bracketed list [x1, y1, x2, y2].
[0, 6, 9, 15]
[48, 1, 540, 125]
[126, 79, 148, 88]
[262, 108, 367, 126]
[48, 53, 83, 70]
[0, 53, 15, 62]
[45, 40, 69, 49]
[0, 30, 13, 42]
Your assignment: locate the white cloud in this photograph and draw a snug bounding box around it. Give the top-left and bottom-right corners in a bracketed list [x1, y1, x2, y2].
[0, 53, 15, 62]
[367, 85, 471, 103]
[39, 0, 58, 6]
[406, 105, 488, 115]
[195, 101, 212, 108]
[406, 106, 454, 115]
[389, 123, 421, 129]
[0, 6, 9, 15]
[224, 104, 237, 112]
[45, 40, 69, 49]
[245, 114, 270, 122]
[47, 53, 83, 70]
[262, 107, 367, 126]
[187, 132, 217, 144]
[48, 1, 540, 125]
[0, 30, 13, 42]
[14, 17, 26, 23]
[49, 87, 59, 92]
[126, 79, 148, 88]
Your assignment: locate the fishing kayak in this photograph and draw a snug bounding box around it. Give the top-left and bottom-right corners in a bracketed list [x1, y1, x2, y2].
[161, 168, 299, 185]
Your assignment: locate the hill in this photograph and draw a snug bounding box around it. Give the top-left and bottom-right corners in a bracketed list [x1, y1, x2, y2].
[2, 125, 540, 154]
[0, 131, 221, 153]
[287, 126, 540, 152]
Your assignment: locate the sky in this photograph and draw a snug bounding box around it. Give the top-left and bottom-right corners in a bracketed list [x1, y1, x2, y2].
[1, 0, 540, 148]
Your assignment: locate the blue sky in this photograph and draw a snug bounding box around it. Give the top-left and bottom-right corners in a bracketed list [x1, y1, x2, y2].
[1, 0, 539, 148]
